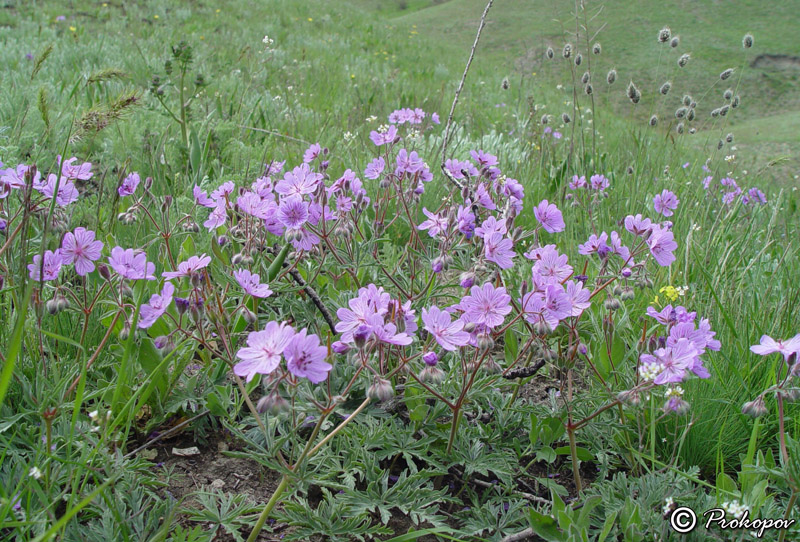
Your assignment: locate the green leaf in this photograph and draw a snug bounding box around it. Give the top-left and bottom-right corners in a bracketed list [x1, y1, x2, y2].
[138, 338, 168, 398]
[716, 472, 738, 496]
[0, 281, 32, 409]
[528, 509, 567, 542]
[504, 328, 518, 365]
[408, 403, 428, 423]
[555, 446, 594, 462]
[267, 244, 290, 282]
[597, 510, 618, 542]
[190, 128, 202, 176]
[536, 445, 557, 464]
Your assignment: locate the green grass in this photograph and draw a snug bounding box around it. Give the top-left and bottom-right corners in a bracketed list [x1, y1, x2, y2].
[1, 0, 799, 539]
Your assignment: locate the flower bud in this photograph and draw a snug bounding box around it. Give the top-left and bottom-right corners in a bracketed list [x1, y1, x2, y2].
[618, 389, 641, 406]
[459, 272, 476, 289]
[367, 378, 394, 402]
[331, 341, 351, 354]
[119, 323, 131, 341]
[463, 322, 476, 334]
[353, 325, 372, 350]
[534, 321, 551, 336]
[56, 295, 69, 312]
[420, 366, 445, 383]
[422, 351, 439, 366]
[145, 176, 154, 191]
[257, 394, 288, 414]
[741, 396, 768, 418]
[482, 358, 502, 374]
[240, 307, 257, 325]
[46, 298, 60, 315]
[477, 333, 494, 352]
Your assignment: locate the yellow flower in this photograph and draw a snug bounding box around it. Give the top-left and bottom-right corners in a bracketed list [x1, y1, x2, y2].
[153, 14, 159, 19]
[652, 295, 660, 305]
[307, 17, 313, 22]
[659, 286, 678, 302]
[69, 26, 77, 32]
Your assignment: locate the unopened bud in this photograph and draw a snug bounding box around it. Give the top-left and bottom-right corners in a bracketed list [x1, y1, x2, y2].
[741, 396, 768, 418]
[367, 378, 394, 402]
[477, 333, 494, 352]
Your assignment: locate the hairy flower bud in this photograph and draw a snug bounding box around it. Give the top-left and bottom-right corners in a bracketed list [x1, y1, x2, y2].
[477, 333, 494, 352]
[367, 378, 394, 402]
[421, 366, 445, 383]
[741, 396, 768, 418]
[607, 69, 617, 85]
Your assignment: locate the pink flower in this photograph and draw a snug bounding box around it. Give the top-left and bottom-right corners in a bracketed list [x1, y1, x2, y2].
[624, 214, 652, 237]
[653, 189, 679, 217]
[139, 282, 175, 329]
[234, 322, 296, 382]
[60, 227, 103, 276]
[649, 339, 699, 385]
[422, 305, 470, 351]
[234, 269, 273, 298]
[534, 200, 565, 233]
[284, 328, 332, 383]
[28, 250, 63, 281]
[589, 174, 609, 191]
[395, 149, 424, 175]
[367, 314, 414, 346]
[485, 233, 515, 269]
[565, 280, 590, 316]
[108, 247, 156, 280]
[460, 283, 512, 329]
[750, 334, 800, 362]
[37, 174, 79, 206]
[163, 254, 211, 280]
[532, 245, 572, 282]
[237, 192, 271, 219]
[475, 216, 507, 239]
[193, 185, 215, 207]
[118, 172, 140, 197]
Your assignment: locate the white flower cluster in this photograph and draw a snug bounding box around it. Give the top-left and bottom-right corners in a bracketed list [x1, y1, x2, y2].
[665, 386, 684, 399]
[639, 361, 665, 381]
[722, 499, 749, 518]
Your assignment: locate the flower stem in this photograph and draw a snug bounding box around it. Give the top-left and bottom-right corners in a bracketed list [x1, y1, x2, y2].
[246, 474, 289, 542]
[446, 406, 462, 456]
[567, 423, 582, 493]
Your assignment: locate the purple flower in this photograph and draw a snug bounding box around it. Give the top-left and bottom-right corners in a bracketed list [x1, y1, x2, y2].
[417, 208, 448, 238]
[28, 250, 63, 281]
[234, 322, 296, 382]
[118, 172, 141, 197]
[578, 232, 609, 256]
[460, 283, 512, 329]
[474, 183, 496, 210]
[456, 204, 476, 237]
[648, 339, 698, 384]
[485, 233, 515, 269]
[470, 149, 499, 168]
[533, 245, 572, 282]
[423, 351, 439, 365]
[139, 282, 175, 329]
[431, 112, 440, 124]
[653, 189, 679, 217]
[534, 199, 565, 233]
[565, 280, 590, 316]
[108, 247, 156, 280]
[367, 315, 414, 346]
[237, 192, 272, 219]
[37, 174, 79, 206]
[364, 157, 385, 180]
[284, 328, 332, 383]
[194, 185, 215, 207]
[569, 175, 587, 190]
[369, 125, 398, 146]
[303, 143, 322, 164]
[624, 214, 652, 237]
[277, 195, 309, 231]
[422, 306, 470, 351]
[204, 199, 228, 231]
[646, 225, 677, 266]
[395, 149, 424, 176]
[747, 187, 766, 204]
[276, 164, 322, 196]
[750, 334, 800, 362]
[234, 269, 273, 298]
[475, 216, 507, 239]
[163, 254, 211, 280]
[589, 174, 610, 191]
[60, 156, 93, 180]
[60, 227, 103, 275]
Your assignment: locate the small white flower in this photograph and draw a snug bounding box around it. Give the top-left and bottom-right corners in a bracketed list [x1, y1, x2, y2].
[343, 131, 355, 142]
[29, 467, 42, 480]
[88, 410, 99, 421]
[365, 115, 377, 123]
[722, 500, 749, 518]
[665, 386, 684, 399]
[639, 362, 665, 381]
[662, 497, 674, 515]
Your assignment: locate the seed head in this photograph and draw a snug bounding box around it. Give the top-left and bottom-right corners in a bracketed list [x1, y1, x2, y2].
[677, 53, 690, 68]
[584, 83, 593, 95]
[720, 68, 734, 80]
[658, 26, 671, 43]
[717, 139, 724, 150]
[562, 43, 572, 58]
[725, 133, 734, 143]
[546, 46, 555, 59]
[675, 107, 688, 119]
[682, 94, 692, 106]
[574, 53, 582, 66]
[676, 122, 684, 134]
[686, 108, 695, 121]
[501, 76, 510, 90]
[593, 42, 602, 55]
[742, 33, 754, 49]
[731, 95, 740, 108]
[649, 115, 658, 126]
[581, 71, 590, 84]
[689, 127, 696, 134]
[627, 81, 641, 104]
[541, 114, 549, 125]
[659, 81, 672, 95]
[711, 108, 720, 118]
[723, 88, 733, 100]
[562, 112, 571, 124]
[719, 105, 730, 116]
[670, 36, 680, 48]
[607, 69, 617, 84]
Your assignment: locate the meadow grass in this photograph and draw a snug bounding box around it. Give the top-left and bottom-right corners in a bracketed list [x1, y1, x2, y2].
[1, 0, 799, 539]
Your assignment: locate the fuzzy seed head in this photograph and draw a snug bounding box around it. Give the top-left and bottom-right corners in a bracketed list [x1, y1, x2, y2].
[593, 42, 602, 55]
[659, 81, 672, 95]
[627, 81, 641, 104]
[686, 108, 695, 121]
[670, 36, 680, 48]
[649, 115, 658, 126]
[546, 46, 555, 59]
[676, 122, 684, 134]
[574, 53, 582, 66]
[501, 76, 510, 90]
[607, 69, 617, 84]
[584, 83, 593, 95]
[723, 88, 733, 100]
[581, 71, 590, 84]
[682, 94, 692, 106]
[562, 112, 571, 124]
[678, 53, 690, 67]
[743, 33, 754, 48]
[725, 133, 734, 143]
[675, 107, 688, 119]
[562, 43, 572, 58]
[731, 95, 740, 108]
[720, 68, 734, 80]
[658, 27, 671, 43]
